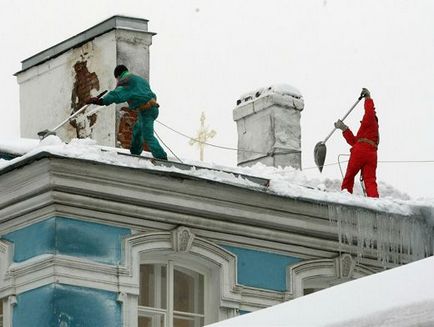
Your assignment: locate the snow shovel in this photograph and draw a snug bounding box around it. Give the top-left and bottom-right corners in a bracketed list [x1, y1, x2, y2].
[37, 90, 107, 140]
[314, 95, 363, 172]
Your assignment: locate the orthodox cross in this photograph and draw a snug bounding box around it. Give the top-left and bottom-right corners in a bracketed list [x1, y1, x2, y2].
[189, 112, 216, 161]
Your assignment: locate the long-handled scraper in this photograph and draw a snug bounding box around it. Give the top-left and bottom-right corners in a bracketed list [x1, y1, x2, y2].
[37, 90, 107, 140]
[314, 93, 363, 172]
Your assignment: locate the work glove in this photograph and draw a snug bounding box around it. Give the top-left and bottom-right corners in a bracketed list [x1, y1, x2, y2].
[85, 97, 104, 105]
[334, 119, 348, 131]
[360, 88, 371, 99]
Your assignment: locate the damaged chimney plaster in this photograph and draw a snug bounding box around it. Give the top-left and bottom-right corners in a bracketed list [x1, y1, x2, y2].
[16, 16, 155, 148]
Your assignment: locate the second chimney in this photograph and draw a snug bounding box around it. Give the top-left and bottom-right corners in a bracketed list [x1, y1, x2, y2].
[233, 84, 304, 169]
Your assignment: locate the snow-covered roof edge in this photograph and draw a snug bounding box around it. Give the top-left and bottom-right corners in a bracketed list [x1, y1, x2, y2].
[0, 137, 432, 221]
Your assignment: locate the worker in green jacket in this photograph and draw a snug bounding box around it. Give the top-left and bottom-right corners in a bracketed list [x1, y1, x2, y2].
[87, 65, 167, 160]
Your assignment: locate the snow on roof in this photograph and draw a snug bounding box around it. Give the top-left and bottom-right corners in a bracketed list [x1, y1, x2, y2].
[0, 137, 432, 219]
[0, 138, 39, 155]
[206, 256, 434, 327]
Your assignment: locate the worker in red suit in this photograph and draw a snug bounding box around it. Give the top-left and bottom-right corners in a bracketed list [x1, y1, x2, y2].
[334, 88, 379, 198]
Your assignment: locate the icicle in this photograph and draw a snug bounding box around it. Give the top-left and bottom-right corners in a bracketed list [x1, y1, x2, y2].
[328, 205, 434, 266]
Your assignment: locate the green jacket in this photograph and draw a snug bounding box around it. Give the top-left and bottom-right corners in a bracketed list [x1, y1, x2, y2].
[102, 72, 156, 109]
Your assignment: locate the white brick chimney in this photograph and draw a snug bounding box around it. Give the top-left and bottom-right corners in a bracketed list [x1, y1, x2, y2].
[233, 84, 304, 169]
[15, 16, 155, 147]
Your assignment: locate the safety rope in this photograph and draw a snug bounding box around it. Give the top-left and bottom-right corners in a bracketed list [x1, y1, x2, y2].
[156, 120, 272, 156]
[154, 130, 184, 163]
[337, 154, 349, 178]
[155, 119, 434, 169]
[303, 159, 434, 171]
[337, 153, 366, 196]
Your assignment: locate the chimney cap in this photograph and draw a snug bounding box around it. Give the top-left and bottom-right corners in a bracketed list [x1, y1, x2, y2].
[236, 84, 303, 106]
[15, 15, 155, 75]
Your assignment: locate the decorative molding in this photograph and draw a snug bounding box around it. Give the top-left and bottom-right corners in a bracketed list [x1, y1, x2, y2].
[235, 285, 288, 312]
[7, 296, 16, 306]
[122, 228, 240, 304]
[0, 241, 13, 295]
[172, 226, 194, 252]
[121, 227, 301, 317]
[338, 253, 355, 279]
[121, 228, 241, 324]
[0, 254, 135, 299]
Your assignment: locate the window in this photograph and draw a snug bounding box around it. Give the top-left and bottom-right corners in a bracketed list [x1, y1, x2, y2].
[138, 261, 205, 327]
[288, 255, 376, 298]
[302, 276, 337, 295]
[0, 299, 3, 327]
[124, 228, 239, 326]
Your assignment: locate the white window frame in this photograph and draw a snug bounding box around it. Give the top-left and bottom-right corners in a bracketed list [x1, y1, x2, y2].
[171, 263, 205, 326]
[0, 296, 16, 327]
[0, 240, 14, 327]
[138, 262, 168, 327]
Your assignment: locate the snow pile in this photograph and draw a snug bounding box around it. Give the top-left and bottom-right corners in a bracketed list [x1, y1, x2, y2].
[231, 163, 417, 215]
[206, 256, 434, 327]
[0, 136, 260, 189]
[236, 83, 304, 106]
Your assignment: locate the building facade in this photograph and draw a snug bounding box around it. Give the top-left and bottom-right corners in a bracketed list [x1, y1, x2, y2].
[0, 149, 432, 327]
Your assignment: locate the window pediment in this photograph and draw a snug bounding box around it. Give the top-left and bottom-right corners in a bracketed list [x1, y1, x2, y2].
[287, 254, 377, 297]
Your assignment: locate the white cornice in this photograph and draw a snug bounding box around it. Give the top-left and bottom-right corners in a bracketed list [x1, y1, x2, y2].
[0, 157, 430, 271]
[0, 253, 135, 299]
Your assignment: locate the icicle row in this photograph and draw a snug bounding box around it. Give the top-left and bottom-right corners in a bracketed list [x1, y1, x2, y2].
[328, 205, 434, 265]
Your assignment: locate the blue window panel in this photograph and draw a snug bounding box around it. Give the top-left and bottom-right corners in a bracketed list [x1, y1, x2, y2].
[13, 284, 121, 327]
[55, 217, 130, 265]
[2, 218, 56, 262]
[222, 245, 301, 291]
[13, 284, 54, 327]
[2, 217, 130, 265]
[53, 284, 122, 327]
[239, 310, 250, 315]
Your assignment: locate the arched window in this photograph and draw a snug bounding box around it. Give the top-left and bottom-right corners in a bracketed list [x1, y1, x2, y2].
[123, 227, 240, 327]
[287, 254, 377, 298]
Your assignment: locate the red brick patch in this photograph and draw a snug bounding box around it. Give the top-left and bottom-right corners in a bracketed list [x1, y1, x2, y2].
[117, 108, 149, 152]
[70, 61, 100, 137]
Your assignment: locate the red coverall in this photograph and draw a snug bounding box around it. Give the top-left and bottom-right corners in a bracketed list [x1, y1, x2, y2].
[341, 98, 379, 197]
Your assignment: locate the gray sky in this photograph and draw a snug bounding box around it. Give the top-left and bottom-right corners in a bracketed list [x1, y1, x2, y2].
[1, 0, 433, 198]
